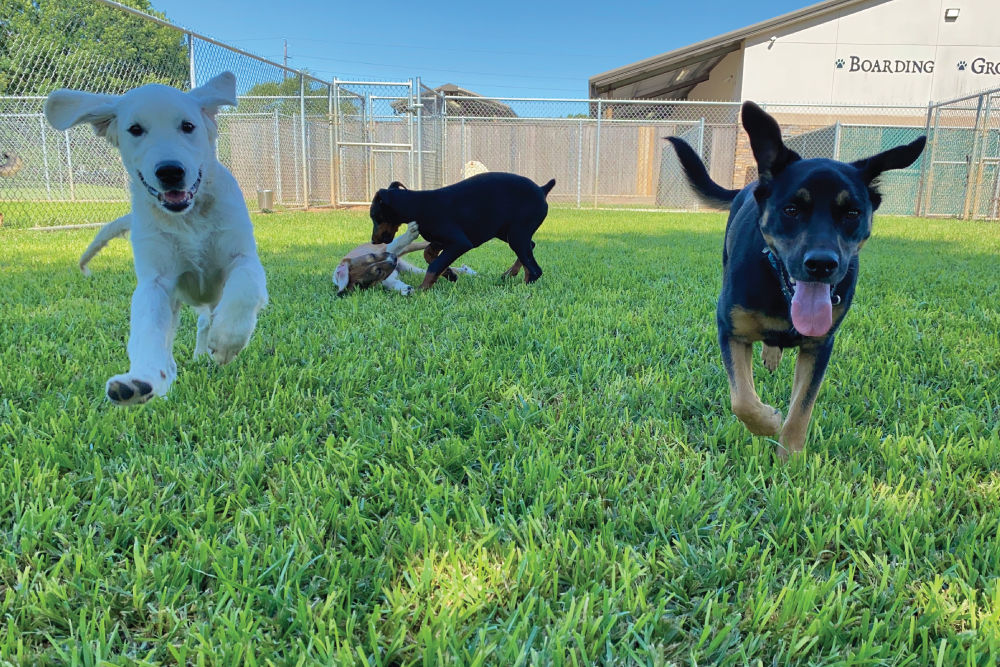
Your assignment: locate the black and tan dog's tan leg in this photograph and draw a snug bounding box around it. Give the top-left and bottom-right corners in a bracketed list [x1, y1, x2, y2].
[721, 336, 783, 436]
[761, 344, 783, 373]
[420, 237, 474, 290]
[423, 243, 459, 282]
[501, 259, 523, 279]
[777, 340, 834, 458]
[509, 237, 542, 283]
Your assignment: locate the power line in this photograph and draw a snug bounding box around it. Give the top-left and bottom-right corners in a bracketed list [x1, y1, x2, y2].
[266, 54, 580, 81]
[228, 35, 598, 60]
[259, 52, 584, 82]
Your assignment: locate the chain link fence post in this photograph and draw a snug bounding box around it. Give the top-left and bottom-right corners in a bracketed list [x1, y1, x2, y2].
[915, 102, 935, 216]
[326, 83, 337, 206]
[299, 75, 309, 209]
[187, 32, 196, 89]
[415, 77, 424, 189]
[593, 99, 602, 209]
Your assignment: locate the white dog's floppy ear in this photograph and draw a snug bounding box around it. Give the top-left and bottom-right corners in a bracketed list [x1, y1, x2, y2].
[44, 90, 119, 143]
[189, 72, 238, 119]
[333, 262, 350, 293]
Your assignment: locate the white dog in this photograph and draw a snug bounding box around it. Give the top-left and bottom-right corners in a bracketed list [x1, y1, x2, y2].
[44, 72, 268, 405]
[462, 160, 489, 180]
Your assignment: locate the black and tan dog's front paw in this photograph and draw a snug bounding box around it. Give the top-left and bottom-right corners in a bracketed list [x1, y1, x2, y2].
[500, 259, 523, 280]
[106, 375, 156, 406]
[761, 345, 783, 373]
[734, 401, 783, 437]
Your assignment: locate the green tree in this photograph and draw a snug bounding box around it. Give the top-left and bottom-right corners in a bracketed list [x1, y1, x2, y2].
[0, 0, 188, 95]
[243, 73, 356, 117]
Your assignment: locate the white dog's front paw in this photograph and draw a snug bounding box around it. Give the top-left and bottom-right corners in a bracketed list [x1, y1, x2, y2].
[401, 285, 414, 296]
[205, 316, 255, 365]
[402, 221, 419, 242]
[106, 373, 163, 405]
[387, 222, 420, 253]
[454, 264, 477, 276]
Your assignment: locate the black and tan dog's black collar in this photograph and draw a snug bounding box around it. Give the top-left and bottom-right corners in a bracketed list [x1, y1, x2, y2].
[761, 247, 842, 307]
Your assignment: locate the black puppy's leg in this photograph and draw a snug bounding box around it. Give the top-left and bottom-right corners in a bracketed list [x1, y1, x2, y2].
[501, 243, 535, 279]
[420, 240, 473, 290]
[501, 259, 523, 279]
[510, 237, 542, 284]
[777, 338, 834, 459]
[424, 244, 458, 282]
[721, 333, 783, 437]
[762, 344, 783, 373]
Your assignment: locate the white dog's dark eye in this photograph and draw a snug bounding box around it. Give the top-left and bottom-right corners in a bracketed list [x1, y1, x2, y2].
[127, 124, 144, 137]
[180, 121, 196, 134]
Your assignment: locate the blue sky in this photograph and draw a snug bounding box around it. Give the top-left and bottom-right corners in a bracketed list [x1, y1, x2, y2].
[153, 0, 810, 98]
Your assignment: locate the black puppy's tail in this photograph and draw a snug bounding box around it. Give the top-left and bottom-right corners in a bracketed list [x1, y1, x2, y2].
[666, 137, 739, 206]
[540, 178, 556, 196]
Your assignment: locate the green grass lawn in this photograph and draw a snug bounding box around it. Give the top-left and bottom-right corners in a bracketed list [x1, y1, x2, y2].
[1, 208, 998, 664]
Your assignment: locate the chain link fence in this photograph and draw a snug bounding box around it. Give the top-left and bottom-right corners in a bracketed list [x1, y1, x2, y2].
[434, 97, 938, 215]
[1, 0, 998, 228]
[0, 0, 372, 228]
[918, 89, 1000, 219]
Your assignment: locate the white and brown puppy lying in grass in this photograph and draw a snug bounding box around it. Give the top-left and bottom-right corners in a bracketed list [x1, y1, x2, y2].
[333, 222, 476, 296]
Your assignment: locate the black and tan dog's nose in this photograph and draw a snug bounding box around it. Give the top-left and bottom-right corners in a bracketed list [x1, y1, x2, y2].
[155, 161, 186, 188]
[803, 250, 839, 279]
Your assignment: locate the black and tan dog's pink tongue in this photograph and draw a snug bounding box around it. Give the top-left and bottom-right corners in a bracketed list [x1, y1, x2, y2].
[791, 282, 833, 336]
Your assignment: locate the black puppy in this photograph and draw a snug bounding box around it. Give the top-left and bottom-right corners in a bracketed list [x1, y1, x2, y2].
[370, 173, 556, 290]
[668, 101, 925, 458]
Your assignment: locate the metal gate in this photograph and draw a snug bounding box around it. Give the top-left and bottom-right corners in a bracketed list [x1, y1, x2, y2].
[333, 79, 417, 205]
[918, 87, 1000, 219]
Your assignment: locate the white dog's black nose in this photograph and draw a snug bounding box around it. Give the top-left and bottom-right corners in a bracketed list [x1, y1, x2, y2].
[155, 161, 186, 188]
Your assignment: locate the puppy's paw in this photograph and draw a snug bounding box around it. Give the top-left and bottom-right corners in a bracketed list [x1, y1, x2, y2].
[746, 406, 783, 437]
[454, 264, 477, 276]
[761, 345, 783, 373]
[206, 315, 256, 365]
[388, 222, 420, 251]
[106, 374, 157, 406]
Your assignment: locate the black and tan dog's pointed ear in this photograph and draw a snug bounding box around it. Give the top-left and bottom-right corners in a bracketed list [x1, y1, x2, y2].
[741, 101, 800, 186]
[851, 136, 926, 183]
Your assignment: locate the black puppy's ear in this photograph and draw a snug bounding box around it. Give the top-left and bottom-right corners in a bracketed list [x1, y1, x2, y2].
[387, 181, 407, 190]
[742, 101, 800, 190]
[851, 136, 926, 183]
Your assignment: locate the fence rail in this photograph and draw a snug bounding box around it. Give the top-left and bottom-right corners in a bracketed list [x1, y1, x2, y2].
[1, 0, 997, 228]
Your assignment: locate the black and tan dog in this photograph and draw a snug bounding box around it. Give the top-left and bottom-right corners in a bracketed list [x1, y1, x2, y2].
[668, 101, 925, 458]
[370, 172, 555, 290]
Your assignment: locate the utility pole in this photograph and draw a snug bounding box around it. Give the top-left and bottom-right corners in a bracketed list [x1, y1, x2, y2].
[283, 39, 288, 79]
